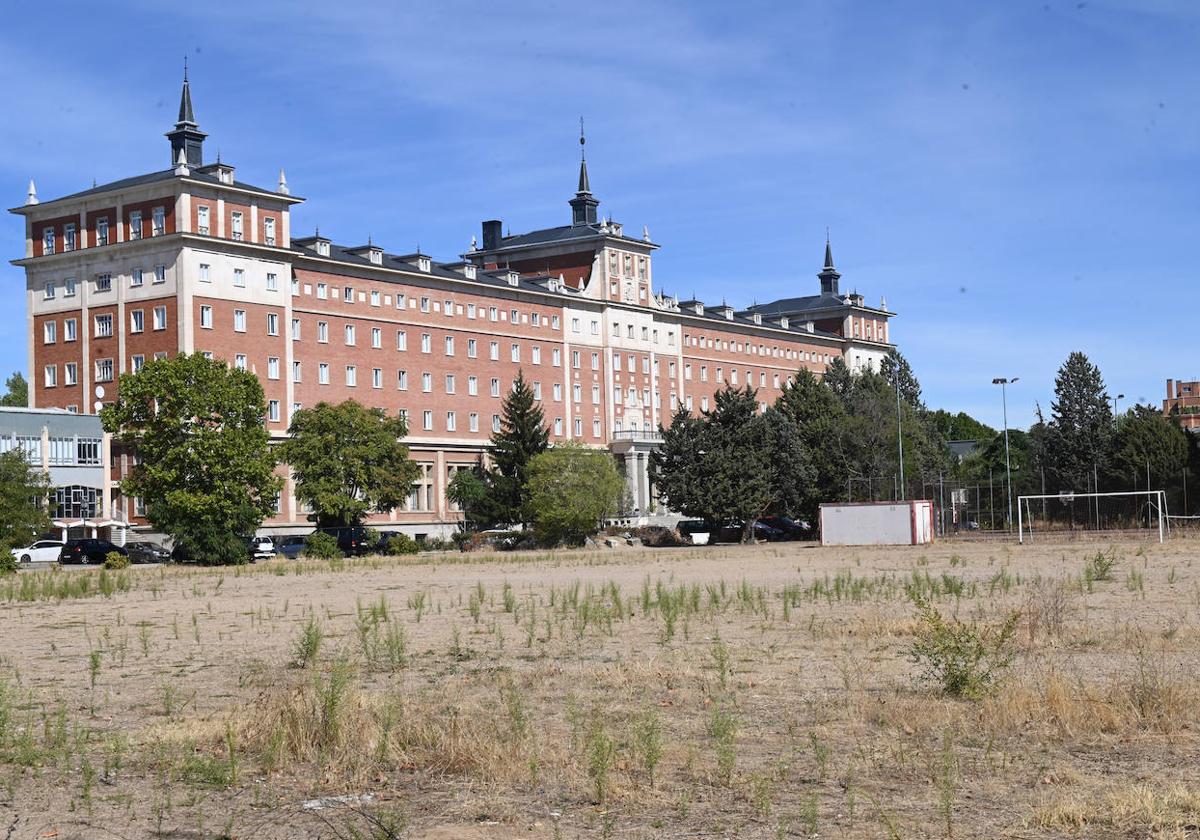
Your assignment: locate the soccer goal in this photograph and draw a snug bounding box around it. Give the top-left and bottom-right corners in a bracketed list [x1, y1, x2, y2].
[1016, 490, 1168, 544]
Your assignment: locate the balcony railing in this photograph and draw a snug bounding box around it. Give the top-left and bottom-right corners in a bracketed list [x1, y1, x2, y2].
[611, 429, 662, 442]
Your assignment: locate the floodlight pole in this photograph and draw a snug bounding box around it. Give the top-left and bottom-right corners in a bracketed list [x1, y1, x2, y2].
[895, 374, 905, 499]
[993, 377, 1019, 529]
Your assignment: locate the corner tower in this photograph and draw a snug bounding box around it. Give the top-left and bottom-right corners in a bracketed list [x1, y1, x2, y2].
[165, 62, 207, 167]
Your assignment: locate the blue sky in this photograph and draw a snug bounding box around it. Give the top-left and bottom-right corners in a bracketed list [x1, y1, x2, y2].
[2, 0, 1196, 429]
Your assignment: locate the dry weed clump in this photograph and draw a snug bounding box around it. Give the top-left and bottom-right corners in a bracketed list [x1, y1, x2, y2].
[1034, 783, 1200, 835]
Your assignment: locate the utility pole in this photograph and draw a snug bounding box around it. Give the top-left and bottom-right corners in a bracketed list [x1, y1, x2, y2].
[992, 377, 1019, 529]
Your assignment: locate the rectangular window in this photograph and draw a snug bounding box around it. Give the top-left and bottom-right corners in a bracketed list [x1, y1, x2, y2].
[345, 324, 356, 345]
[420, 297, 431, 313]
[572, 351, 580, 369]
[396, 330, 407, 351]
[43, 228, 55, 254]
[264, 217, 276, 246]
[574, 417, 583, 437]
[234, 310, 246, 332]
[292, 361, 302, 382]
[96, 218, 109, 246]
[64, 318, 77, 341]
[421, 333, 431, 353]
[154, 264, 166, 284]
[96, 273, 112, 292]
[554, 417, 563, 435]
[370, 291, 381, 307]
[199, 263, 211, 282]
[592, 385, 600, 405]
[132, 354, 145, 373]
[266, 272, 278, 291]
[317, 322, 328, 343]
[531, 346, 541, 365]
[590, 320, 599, 335]
[489, 341, 499, 361]
[446, 300, 455, 317]
[571, 318, 580, 333]
[397, 370, 408, 390]
[153, 306, 167, 330]
[446, 411, 457, 432]
[445, 374, 456, 394]
[553, 382, 562, 401]
[531, 312, 540, 327]
[591, 352, 599, 371]
[152, 206, 165, 237]
[94, 314, 113, 338]
[533, 381, 543, 400]
[368, 327, 381, 349]
[701, 366, 708, 382]
[345, 365, 357, 387]
[64, 278, 76, 297]
[319, 363, 330, 384]
[372, 368, 383, 389]
[292, 278, 300, 295]
[94, 358, 113, 382]
[422, 372, 432, 393]
[489, 306, 498, 321]
[44, 364, 57, 388]
[233, 268, 245, 287]
[234, 354, 247, 371]
[422, 411, 433, 431]
[268, 400, 280, 422]
[492, 414, 501, 433]
[64, 362, 77, 385]
[593, 418, 601, 437]
[445, 336, 455, 356]
[267, 313, 279, 336]
[469, 412, 479, 433]
[467, 303, 476, 319]
[291, 318, 301, 340]
[468, 375, 478, 396]
[43, 321, 56, 344]
[197, 205, 210, 236]
[130, 310, 145, 333]
[64, 223, 76, 251]
[267, 357, 280, 379]
[200, 305, 213, 328]
[231, 211, 244, 241]
[344, 286, 354, 304]
[490, 378, 500, 397]
[131, 268, 144, 287]
[573, 383, 582, 402]
[552, 348, 561, 366]
[511, 343, 520, 363]
[317, 283, 327, 299]
[467, 338, 477, 358]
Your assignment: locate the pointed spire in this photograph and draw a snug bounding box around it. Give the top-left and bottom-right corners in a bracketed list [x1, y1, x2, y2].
[642, 224, 650, 242]
[824, 228, 835, 269]
[178, 58, 196, 126]
[277, 168, 289, 195]
[174, 147, 190, 176]
[817, 230, 841, 296]
[569, 117, 600, 226]
[25, 179, 37, 206]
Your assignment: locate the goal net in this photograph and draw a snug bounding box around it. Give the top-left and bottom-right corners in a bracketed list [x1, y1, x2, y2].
[1017, 490, 1168, 543]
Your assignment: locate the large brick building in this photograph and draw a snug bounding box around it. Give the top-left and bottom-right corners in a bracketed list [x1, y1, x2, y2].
[10, 78, 895, 538]
[1164, 379, 1200, 431]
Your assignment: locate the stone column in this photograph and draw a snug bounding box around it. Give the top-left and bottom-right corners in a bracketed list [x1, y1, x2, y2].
[638, 452, 651, 514]
[624, 452, 639, 513]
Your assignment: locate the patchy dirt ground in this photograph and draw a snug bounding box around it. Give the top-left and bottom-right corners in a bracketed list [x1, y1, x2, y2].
[0, 536, 1197, 839]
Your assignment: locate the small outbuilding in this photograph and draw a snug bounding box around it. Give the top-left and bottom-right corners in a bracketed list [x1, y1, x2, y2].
[819, 500, 935, 546]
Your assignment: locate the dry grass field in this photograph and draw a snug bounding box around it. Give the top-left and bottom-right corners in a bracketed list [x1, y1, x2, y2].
[0, 537, 1198, 839]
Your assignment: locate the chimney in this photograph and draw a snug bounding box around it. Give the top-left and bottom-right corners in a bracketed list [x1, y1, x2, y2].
[481, 220, 502, 251]
[1168, 378, 1174, 399]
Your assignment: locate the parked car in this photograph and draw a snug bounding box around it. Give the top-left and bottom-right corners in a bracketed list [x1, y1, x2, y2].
[247, 536, 276, 561]
[10, 539, 65, 564]
[757, 516, 811, 540]
[276, 535, 307, 559]
[124, 541, 171, 564]
[316, 526, 374, 557]
[59, 539, 128, 565]
[676, 520, 712, 545]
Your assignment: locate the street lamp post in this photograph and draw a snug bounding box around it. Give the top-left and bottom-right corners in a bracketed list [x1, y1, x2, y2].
[895, 374, 905, 499]
[1112, 393, 1125, 420]
[992, 377, 1019, 528]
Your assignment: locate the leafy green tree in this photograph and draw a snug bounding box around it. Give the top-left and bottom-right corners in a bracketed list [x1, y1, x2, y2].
[822, 357, 854, 400]
[488, 371, 549, 525]
[525, 442, 623, 545]
[0, 449, 51, 557]
[776, 368, 850, 524]
[280, 400, 420, 527]
[0, 372, 28, 407]
[101, 353, 279, 565]
[927, 409, 997, 443]
[1045, 352, 1112, 491]
[1107, 405, 1187, 491]
[447, 458, 503, 531]
[651, 386, 811, 541]
[880, 348, 923, 408]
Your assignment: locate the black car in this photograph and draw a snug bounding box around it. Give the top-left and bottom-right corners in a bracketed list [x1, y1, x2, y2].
[59, 539, 128, 565]
[276, 535, 308, 560]
[316, 526, 374, 557]
[125, 541, 171, 564]
[758, 516, 810, 540]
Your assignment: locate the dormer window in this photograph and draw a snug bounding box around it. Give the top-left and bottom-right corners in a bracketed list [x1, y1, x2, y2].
[779, 316, 789, 329]
[723, 308, 734, 321]
[418, 256, 431, 272]
[693, 302, 704, 316]
[751, 313, 762, 325]
[464, 264, 477, 280]
[506, 271, 519, 286]
[548, 278, 559, 292]
[316, 241, 330, 257]
[218, 166, 234, 185]
[368, 249, 382, 265]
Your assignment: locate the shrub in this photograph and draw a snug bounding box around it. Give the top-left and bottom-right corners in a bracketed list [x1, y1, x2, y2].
[908, 595, 1020, 699]
[103, 551, 130, 570]
[1085, 547, 1117, 583]
[418, 536, 453, 552]
[292, 617, 323, 668]
[0, 554, 18, 576]
[172, 525, 250, 566]
[303, 532, 341, 559]
[384, 534, 419, 556]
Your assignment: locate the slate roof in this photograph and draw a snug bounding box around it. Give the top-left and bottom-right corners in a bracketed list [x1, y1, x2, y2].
[35, 168, 291, 206]
[490, 222, 650, 250]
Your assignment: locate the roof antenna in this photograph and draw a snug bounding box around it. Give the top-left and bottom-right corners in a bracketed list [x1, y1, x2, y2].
[579, 116, 586, 161]
[183, 55, 189, 83]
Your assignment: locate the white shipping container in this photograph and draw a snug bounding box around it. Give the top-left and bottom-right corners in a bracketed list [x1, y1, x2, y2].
[819, 501, 935, 546]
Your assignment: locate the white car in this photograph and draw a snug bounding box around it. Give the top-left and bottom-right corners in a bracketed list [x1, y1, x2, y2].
[11, 540, 65, 564]
[248, 536, 276, 561]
